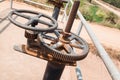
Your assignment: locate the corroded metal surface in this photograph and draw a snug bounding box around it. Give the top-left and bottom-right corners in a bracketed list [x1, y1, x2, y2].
[65, 0, 80, 33]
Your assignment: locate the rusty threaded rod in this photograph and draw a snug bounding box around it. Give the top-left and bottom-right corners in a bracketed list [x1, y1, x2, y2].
[65, 0, 80, 33]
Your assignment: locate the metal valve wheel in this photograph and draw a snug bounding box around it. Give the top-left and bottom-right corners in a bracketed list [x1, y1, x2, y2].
[38, 30, 89, 64]
[8, 9, 58, 32]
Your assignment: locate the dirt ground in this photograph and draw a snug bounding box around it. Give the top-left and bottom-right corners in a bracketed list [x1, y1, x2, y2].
[0, 1, 120, 80]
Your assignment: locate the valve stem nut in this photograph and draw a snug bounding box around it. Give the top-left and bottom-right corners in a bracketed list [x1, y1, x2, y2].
[59, 31, 71, 44]
[25, 30, 38, 39]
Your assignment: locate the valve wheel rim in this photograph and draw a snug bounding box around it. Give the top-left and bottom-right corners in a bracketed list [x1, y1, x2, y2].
[38, 30, 89, 62]
[8, 9, 58, 32]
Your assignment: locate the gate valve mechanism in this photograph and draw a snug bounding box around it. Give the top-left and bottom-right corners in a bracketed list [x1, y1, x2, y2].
[37, 1, 89, 66]
[8, 1, 89, 66]
[38, 29, 89, 66]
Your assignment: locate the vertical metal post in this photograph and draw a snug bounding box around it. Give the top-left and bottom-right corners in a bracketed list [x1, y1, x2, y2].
[76, 21, 83, 35]
[10, 0, 13, 9]
[76, 66, 83, 80]
[61, 0, 70, 22]
[43, 3, 65, 80]
[65, 0, 80, 33]
[52, 6, 61, 20]
[43, 62, 65, 80]
[51, 4, 62, 37]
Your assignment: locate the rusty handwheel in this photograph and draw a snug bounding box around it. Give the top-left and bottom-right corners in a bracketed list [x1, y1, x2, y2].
[38, 30, 89, 64]
[8, 9, 58, 32]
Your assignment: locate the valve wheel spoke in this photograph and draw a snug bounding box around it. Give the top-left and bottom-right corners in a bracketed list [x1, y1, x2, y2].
[38, 19, 54, 26]
[63, 44, 76, 54]
[42, 34, 57, 42]
[14, 10, 31, 19]
[70, 41, 84, 49]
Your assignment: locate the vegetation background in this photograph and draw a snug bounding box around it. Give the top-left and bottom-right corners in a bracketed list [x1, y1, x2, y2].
[80, 0, 120, 29]
[15, 0, 120, 29]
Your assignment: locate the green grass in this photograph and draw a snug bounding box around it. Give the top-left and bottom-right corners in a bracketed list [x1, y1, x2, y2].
[81, 5, 105, 22]
[80, 0, 120, 30]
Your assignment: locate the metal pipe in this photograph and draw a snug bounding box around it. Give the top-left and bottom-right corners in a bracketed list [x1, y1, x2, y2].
[76, 66, 83, 80]
[64, 1, 83, 80]
[43, 62, 65, 80]
[10, 0, 13, 9]
[43, 2, 65, 80]
[76, 21, 83, 35]
[52, 5, 62, 37]
[75, 21, 83, 80]
[65, 0, 80, 33]
[69, 0, 120, 79]
[61, 0, 70, 22]
[52, 6, 61, 22]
